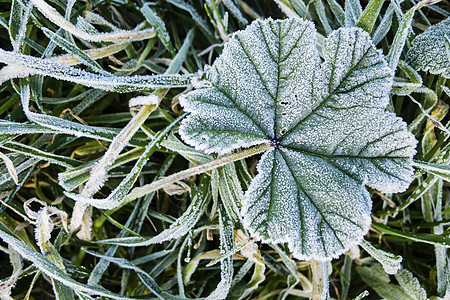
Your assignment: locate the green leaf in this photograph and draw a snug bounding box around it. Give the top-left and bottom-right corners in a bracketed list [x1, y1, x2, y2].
[179, 18, 416, 260]
[356, 264, 427, 300]
[360, 239, 402, 275]
[406, 18, 450, 79]
[386, 0, 440, 71]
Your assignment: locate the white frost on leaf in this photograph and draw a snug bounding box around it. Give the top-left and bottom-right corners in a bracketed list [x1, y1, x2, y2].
[0, 246, 22, 300]
[179, 18, 417, 261]
[24, 198, 69, 251]
[406, 18, 450, 78]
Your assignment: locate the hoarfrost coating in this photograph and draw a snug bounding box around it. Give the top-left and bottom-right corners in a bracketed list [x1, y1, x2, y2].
[406, 17, 450, 79]
[179, 18, 417, 261]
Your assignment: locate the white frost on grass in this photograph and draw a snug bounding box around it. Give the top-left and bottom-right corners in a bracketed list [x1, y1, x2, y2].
[31, 0, 156, 42]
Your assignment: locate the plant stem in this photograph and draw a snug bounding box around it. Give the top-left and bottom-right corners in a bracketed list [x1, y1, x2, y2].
[311, 259, 327, 300]
[125, 142, 273, 202]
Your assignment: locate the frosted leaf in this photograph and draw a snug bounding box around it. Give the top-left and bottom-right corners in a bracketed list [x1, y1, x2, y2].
[360, 240, 402, 274]
[406, 18, 450, 78]
[179, 18, 417, 261]
[356, 264, 427, 300]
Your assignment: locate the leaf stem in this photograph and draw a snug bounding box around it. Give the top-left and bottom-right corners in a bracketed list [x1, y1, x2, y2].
[311, 259, 325, 300]
[126, 142, 273, 201]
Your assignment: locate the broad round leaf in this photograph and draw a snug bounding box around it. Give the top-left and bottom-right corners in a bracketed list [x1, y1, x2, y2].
[406, 18, 450, 79]
[179, 18, 417, 261]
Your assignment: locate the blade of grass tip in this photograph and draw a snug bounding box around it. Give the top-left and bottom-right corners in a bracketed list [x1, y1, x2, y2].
[0, 152, 19, 185]
[83, 11, 119, 30]
[392, 60, 423, 96]
[0, 158, 40, 192]
[360, 240, 402, 274]
[313, 0, 332, 35]
[272, 0, 298, 18]
[355, 0, 385, 34]
[327, 0, 345, 27]
[0, 16, 8, 29]
[80, 95, 159, 197]
[9, 0, 33, 52]
[30, 0, 156, 42]
[372, 222, 450, 247]
[412, 160, 450, 181]
[222, 0, 248, 26]
[166, 0, 214, 38]
[372, 3, 394, 45]
[141, 4, 176, 56]
[386, 0, 443, 71]
[0, 50, 194, 92]
[165, 28, 195, 75]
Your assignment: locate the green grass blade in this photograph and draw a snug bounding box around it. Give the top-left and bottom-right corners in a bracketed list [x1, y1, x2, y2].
[356, 0, 385, 33]
[2, 141, 83, 168]
[166, 0, 213, 38]
[327, 0, 345, 26]
[141, 4, 176, 56]
[413, 160, 450, 181]
[372, 222, 450, 247]
[40, 27, 109, 75]
[0, 49, 194, 92]
[96, 174, 210, 246]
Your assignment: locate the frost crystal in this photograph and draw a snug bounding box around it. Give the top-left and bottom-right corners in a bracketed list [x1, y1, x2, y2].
[179, 18, 417, 261]
[406, 18, 450, 78]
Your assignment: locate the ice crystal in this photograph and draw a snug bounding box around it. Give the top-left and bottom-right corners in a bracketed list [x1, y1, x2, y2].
[179, 18, 417, 260]
[406, 18, 450, 78]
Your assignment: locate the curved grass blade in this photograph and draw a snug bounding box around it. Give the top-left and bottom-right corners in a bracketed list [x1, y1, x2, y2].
[31, 0, 156, 43]
[95, 174, 210, 246]
[0, 50, 194, 92]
